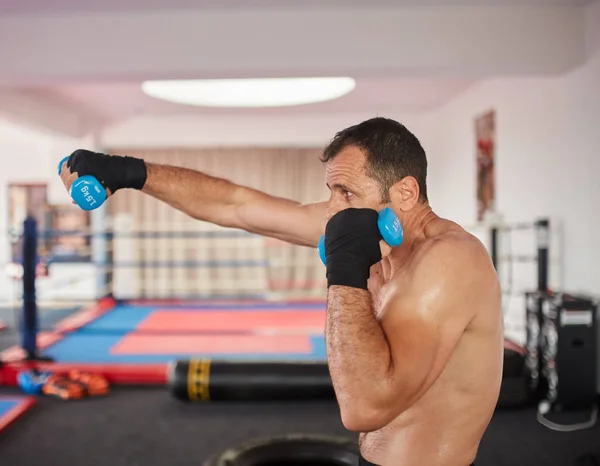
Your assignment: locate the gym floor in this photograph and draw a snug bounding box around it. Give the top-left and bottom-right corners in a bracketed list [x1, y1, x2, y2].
[0, 387, 599, 466]
[1, 298, 599, 466]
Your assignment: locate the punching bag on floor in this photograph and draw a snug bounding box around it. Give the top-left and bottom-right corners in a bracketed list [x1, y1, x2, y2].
[168, 359, 335, 402]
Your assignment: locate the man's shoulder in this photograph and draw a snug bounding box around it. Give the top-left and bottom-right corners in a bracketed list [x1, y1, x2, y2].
[411, 223, 495, 288]
[424, 221, 488, 261]
[388, 222, 500, 323]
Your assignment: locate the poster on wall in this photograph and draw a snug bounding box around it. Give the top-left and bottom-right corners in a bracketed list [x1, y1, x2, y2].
[7, 183, 51, 276]
[475, 110, 496, 222]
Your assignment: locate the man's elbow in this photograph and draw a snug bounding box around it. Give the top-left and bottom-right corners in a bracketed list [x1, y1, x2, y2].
[339, 401, 400, 433]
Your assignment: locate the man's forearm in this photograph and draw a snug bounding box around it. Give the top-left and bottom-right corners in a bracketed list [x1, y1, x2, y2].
[142, 162, 248, 226]
[326, 286, 395, 422]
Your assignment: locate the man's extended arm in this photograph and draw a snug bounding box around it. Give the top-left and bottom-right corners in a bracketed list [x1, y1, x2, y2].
[142, 163, 326, 247]
[326, 240, 487, 432]
[60, 150, 327, 248]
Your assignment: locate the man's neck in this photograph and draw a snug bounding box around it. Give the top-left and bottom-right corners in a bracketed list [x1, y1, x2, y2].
[379, 204, 437, 280]
[398, 204, 437, 249]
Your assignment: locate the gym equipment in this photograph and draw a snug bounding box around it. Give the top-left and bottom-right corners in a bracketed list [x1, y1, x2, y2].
[42, 374, 86, 400]
[169, 355, 527, 408]
[17, 370, 52, 395]
[168, 359, 335, 402]
[540, 293, 598, 409]
[58, 156, 107, 211]
[318, 207, 403, 265]
[203, 434, 359, 466]
[1, 361, 167, 387]
[15, 369, 109, 400]
[68, 370, 110, 397]
[526, 291, 599, 432]
[525, 291, 548, 400]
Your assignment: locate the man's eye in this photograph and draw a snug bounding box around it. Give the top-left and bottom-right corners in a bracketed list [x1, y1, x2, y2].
[344, 191, 354, 199]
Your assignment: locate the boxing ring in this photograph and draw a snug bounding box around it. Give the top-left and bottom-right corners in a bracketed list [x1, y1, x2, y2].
[0, 215, 554, 360]
[2, 214, 599, 466]
[0, 215, 557, 389]
[0, 216, 331, 389]
[1, 297, 327, 364]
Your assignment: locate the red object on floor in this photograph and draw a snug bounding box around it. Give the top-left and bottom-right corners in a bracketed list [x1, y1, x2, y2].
[0, 319, 6, 332]
[112, 334, 313, 355]
[0, 396, 36, 433]
[0, 362, 167, 387]
[138, 310, 325, 334]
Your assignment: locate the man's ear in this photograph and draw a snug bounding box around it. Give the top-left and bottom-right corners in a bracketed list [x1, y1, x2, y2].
[388, 177, 420, 211]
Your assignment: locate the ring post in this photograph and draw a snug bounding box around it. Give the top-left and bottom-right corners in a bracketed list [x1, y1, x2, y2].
[21, 217, 53, 362]
[21, 216, 38, 360]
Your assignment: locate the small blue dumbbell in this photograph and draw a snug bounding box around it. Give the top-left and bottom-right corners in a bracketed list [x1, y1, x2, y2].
[318, 207, 404, 265]
[58, 156, 107, 211]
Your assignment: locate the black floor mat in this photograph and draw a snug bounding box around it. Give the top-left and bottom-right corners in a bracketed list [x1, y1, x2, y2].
[0, 387, 352, 466]
[0, 387, 598, 466]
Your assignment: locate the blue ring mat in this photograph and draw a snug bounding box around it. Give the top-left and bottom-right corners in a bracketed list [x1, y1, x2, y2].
[0, 399, 22, 418]
[40, 302, 328, 363]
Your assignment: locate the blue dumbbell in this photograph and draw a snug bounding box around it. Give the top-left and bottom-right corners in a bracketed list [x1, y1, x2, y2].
[58, 156, 107, 211]
[318, 207, 404, 265]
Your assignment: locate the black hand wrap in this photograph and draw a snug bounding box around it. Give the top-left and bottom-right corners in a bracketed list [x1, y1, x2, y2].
[67, 149, 147, 193]
[324, 208, 382, 290]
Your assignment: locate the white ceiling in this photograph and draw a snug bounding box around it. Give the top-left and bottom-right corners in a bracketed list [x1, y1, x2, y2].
[40, 78, 477, 122]
[0, 0, 594, 16]
[0, 1, 594, 139]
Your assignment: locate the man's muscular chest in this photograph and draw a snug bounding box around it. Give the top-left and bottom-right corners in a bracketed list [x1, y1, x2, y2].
[367, 259, 407, 318]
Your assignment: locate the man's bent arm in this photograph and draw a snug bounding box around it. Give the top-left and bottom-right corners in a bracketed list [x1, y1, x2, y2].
[326, 241, 490, 432]
[326, 286, 393, 432]
[142, 163, 326, 247]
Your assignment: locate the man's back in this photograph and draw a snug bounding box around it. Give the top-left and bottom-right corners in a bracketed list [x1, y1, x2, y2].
[362, 217, 504, 466]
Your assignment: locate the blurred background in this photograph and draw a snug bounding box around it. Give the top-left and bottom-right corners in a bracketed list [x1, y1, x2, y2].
[0, 0, 595, 343]
[0, 1, 598, 465]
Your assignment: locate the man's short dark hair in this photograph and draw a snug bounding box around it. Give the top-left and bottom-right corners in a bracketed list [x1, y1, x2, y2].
[321, 117, 428, 203]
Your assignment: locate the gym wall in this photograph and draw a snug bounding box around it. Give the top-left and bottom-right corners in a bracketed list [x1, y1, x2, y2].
[426, 0, 600, 343]
[0, 2, 597, 342]
[100, 112, 434, 150]
[104, 147, 329, 300]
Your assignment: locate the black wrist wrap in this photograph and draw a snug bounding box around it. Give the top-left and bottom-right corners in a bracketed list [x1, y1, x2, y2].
[68, 149, 147, 192]
[326, 253, 371, 290]
[324, 209, 382, 290]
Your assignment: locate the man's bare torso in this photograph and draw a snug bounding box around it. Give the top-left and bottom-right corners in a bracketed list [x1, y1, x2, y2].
[360, 217, 504, 466]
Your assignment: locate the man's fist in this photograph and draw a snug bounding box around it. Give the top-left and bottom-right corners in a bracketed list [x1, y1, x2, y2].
[324, 208, 383, 290]
[60, 149, 147, 196]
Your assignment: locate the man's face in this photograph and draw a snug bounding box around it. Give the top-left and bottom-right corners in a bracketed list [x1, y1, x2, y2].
[325, 146, 384, 220]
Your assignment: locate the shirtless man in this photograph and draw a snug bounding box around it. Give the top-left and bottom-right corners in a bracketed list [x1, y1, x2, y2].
[60, 117, 504, 466]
